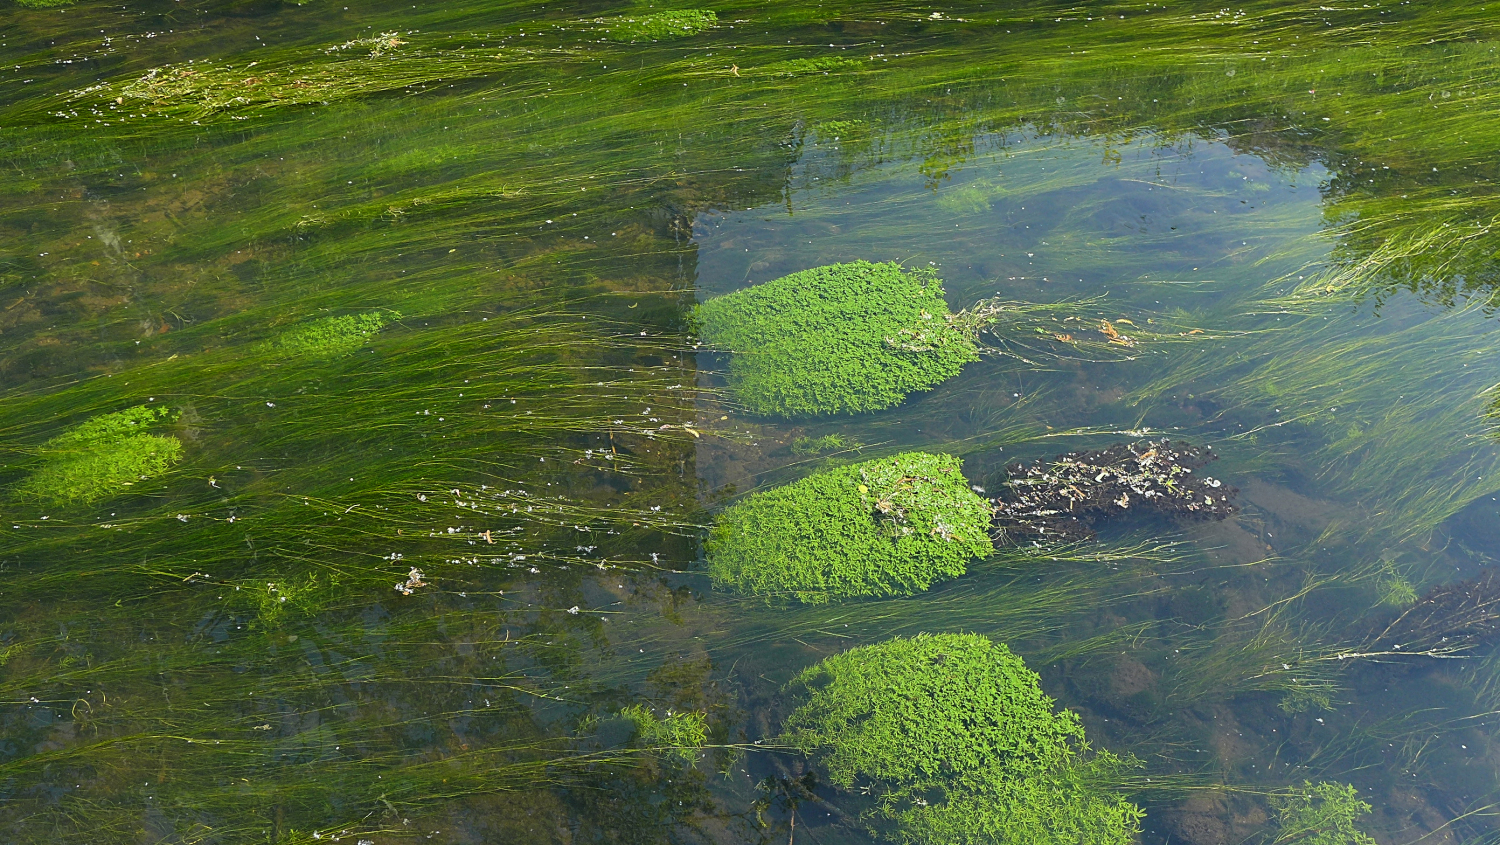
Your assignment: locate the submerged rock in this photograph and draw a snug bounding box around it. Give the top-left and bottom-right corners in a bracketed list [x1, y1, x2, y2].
[991, 439, 1237, 544]
[1362, 567, 1500, 658]
[705, 451, 993, 603]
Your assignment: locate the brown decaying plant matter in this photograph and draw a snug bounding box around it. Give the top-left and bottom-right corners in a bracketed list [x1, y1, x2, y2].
[990, 440, 1237, 544]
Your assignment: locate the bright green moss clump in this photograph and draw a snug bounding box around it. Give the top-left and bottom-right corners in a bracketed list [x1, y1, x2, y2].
[18, 406, 183, 504]
[695, 261, 978, 418]
[785, 634, 1143, 845]
[604, 10, 717, 42]
[270, 311, 395, 359]
[621, 705, 709, 762]
[705, 452, 992, 603]
[1271, 782, 1376, 845]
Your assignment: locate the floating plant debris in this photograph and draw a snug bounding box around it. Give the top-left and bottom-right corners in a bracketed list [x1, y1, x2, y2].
[16, 405, 183, 505]
[990, 440, 1237, 544]
[783, 633, 1143, 843]
[706, 452, 992, 603]
[695, 261, 978, 418]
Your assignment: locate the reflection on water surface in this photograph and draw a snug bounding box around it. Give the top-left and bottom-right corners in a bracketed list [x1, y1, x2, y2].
[3, 2, 1500, 843]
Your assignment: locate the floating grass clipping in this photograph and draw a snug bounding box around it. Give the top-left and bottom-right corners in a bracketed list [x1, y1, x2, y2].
[1270, 781, 1376, 845]
[268, 311, 397, 359]
[705, 452, 993, 604]
[695, 262, 979, 418]
[783, 633, 1143, 845]
[600, 9, 717, 42]
[990, 440, 1237, 544]
[16, 405, 182, 505]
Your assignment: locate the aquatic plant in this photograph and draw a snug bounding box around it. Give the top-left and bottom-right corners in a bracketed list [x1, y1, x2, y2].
[894, 759, 1145, 845]
[991, 440, 1236, 544]
[789, 433, 852, 456]
[784, 633, 1142, 843]
[705, 452, 993, 603]
[16, 405, 183, 504]
[602, 10, 717, 42]
[695, 261, 978, 418]
[620, 704, 708, 762]
[1270, 781, 1376, 845]
[758, 56, 864, 78]
[1355, 567, 1500, 659]
[268, 311, 396, 359]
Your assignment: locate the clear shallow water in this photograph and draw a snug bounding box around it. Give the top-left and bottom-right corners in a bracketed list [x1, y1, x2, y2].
[4, 3, 1500, 843]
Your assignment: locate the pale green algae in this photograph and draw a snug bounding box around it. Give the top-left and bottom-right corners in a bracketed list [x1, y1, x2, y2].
[269, 311, 395, 358]
[785, 633, 1143, 844]
[694, 261, 978, 418]
[705, 452, 992, 603]
[603, 10, 717, 42]
[17, 406, 183, 504]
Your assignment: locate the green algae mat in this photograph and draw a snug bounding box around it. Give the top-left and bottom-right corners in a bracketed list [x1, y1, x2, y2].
[4, 0, 1500, 842]
[706, 451, 993, 602]
[695, 261, 978, 417]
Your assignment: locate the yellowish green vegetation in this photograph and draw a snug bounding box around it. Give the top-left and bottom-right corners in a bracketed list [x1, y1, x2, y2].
[1271, 782, 1376, 845]
[1377, 572, 1419, 608]
[269, 311, 396, 359]
[234, 574, 332, 628]
[695, 262, 978, 417]
[758, 56, 864, 78]
[620, 704, 709, 762]
[602, 10, 717, 42]
[706, 452, 992, 603]
[785, 634, 1143, 844]
[17, 406, 182, 505]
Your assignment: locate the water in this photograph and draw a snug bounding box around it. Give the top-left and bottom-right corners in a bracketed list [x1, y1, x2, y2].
[4, 2, 1500, 843]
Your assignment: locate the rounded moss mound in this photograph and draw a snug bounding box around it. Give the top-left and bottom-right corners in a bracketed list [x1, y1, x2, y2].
[705, 452, 993, 604]
[269, 311, 395, 359]
[18, 405, 183, 505]
[785, 633, 1143, 845]
[694, 261, 978, 418]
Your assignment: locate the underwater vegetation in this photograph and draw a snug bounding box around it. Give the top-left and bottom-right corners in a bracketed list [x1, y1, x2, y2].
[267, 311, 396, 359]
[16, 405, 182, 504]
[1270, 781, 1375, 845]
[783, 633, 1143, 844]
[790, 433, 854, 456]
[1355, 567, 1500, 660]
[694, 261, 978, 418]
[601, 10, 717, 43]
[620, 704, 709, 763]
[705, 452, 992, 604]
[991, 440, 1237, 544]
